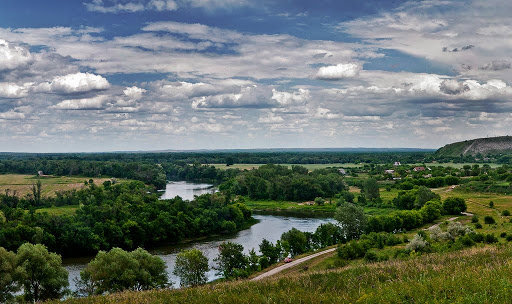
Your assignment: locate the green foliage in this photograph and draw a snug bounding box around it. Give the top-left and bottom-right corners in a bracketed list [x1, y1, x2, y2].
[281, 228, 309, 256]
[173, 249, 209, 287]
[405, 234, 429, 252]
[259, 239, 282, 266]
[16, 243, 69, 302]
[78, 247, 168, 295]
[484, 216, 496, 224]
[489, 201, 495, 208]
[362, 179, 380, 202]
[442, 197, 467, 215]
[220, 164, 347, 201]
[392, 187, 440, 210]
[502, 210, 510, 216]
[214, 242, 249, 279]
[0, 182, 253, 257]
[0, 247, 18, 303]
[471, 215, 479, 223]
[335, 203, 367, 241]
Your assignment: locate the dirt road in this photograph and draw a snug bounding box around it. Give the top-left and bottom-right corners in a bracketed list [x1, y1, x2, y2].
[251, 248, 336, 281]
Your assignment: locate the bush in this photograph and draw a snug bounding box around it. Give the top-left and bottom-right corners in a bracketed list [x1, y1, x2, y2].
[447, 222, 473, 238]
[484, 234, 498, 244]
[506, 235, 512, 242]
[337, 240, 369, 260]
[475, 223, 483, 229]
[484, 216, 496, 224]
[469, 233, 485, 243]
[405, 234, 429, 252]
[502, 210, 510, 216]
[471, 215, 479, 223]
[457, 234, 475, 247]
[489, 201, 494, 208]
[442, 197, 467, 215]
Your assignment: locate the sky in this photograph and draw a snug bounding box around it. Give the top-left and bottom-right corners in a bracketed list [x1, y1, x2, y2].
[1, 0, 512, 152]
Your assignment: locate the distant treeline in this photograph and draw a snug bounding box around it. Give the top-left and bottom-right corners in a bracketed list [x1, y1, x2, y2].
[0, 151, 433, 164]
[0, 159, 167, 189]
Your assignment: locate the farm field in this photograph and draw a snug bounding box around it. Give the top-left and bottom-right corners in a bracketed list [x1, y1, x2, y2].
[0, 174, 120, 197]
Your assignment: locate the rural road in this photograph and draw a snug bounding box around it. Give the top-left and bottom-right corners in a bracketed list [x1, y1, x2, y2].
[251, 247, 336, 281]
[425, 212, 473, 230]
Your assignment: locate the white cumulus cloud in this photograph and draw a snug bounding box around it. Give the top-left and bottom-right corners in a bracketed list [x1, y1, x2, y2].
[316, 63, 361, 80]
[38, 72, 110, 94]
[0, 39, 32, 71]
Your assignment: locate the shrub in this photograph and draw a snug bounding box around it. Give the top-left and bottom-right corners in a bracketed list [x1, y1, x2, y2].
[314, 197, 325, 206]
[484, 216, 496, 224]
[457, 235, 475, 247]
[337, 240, 369, 260]
[429, 226, 451, 242]
[447, 222, 473, 238]
[475, 223, 483, 229]
[502, 210, 510, 216]
[442, 197, 467, 215]
[484, 234, 498, 244]
[405, 234, 429, 252]
[469, 233, 484, 243]
[489, 201, 494, 208]
[471, 215, 479, 223]
[363, 250, 378, 262]
[506, 235, 512, 242]
[500, 232, 507, 238]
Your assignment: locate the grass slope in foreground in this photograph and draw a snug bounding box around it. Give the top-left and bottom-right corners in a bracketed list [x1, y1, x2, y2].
[58, 245, 512, 304]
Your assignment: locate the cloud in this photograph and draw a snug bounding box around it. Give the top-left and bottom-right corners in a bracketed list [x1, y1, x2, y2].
[52, 95, 110, 110]
[316, 63, 361, 80]
[0, 82, 28, 98]
[0, 39, 32, 71]
[123, 86, 146, 100]
[84, 0, 177, 13]
[479, 60, 512, 71]
[0, 110, 25, 120]
[258, 112, 284, 123]
[37, 72, 110, 94]
[439, 79, 470, 95]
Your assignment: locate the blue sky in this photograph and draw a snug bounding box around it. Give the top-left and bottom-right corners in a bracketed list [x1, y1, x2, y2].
[1, 0, 512, 152]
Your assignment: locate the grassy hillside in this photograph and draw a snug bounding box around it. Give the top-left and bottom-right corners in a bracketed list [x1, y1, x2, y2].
[56, 245, 512, 304]
[436, 136, 512, 157]
[0, 174, 121, 197]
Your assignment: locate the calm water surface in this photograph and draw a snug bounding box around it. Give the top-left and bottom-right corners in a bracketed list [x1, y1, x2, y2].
[65, 182, 334, 290]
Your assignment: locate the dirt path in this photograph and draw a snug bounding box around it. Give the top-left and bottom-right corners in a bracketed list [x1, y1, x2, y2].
[251, 248, 336, 281]
[425, 212, 473, 230]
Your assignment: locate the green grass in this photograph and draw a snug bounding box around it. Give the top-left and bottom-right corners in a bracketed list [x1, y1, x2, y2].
[245, 199, 396, 217]
[35, 205, 79, 216]
[0, 174, 125, 197]
[57, 245, 512, 304]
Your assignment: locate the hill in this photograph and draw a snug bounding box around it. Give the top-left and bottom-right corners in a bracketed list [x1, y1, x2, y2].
[57, 245, 511, 304]
[436, 136, 512, 157]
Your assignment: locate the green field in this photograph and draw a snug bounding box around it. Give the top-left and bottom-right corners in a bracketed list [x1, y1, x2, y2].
[35, 205, 79, 216]
[0, 174, 123, 197]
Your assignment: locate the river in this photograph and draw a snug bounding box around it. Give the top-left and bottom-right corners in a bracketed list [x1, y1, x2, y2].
[64, 182, 334, 290]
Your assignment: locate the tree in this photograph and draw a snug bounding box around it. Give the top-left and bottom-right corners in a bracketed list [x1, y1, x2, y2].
[281, 228, 308, 256]
[0, 247, 18, 303]
[259, 239, 281, 265]
[442, 197, 467, 215]
[78, 247, 168, 295]
[363, 179, 380, 202]
[31, 179, 42, 206]
[335, 203, 367, 241]
[16, 243, 69, 302]
[173, 249, 209, 287]
[214, 242, 248, 279]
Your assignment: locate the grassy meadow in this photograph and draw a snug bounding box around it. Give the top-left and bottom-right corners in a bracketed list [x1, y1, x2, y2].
[56, 245, 512, 304]
[0, 174, 121, 197]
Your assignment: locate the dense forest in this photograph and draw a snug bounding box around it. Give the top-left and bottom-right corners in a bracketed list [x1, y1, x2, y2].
[0, 181, 253, 257]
